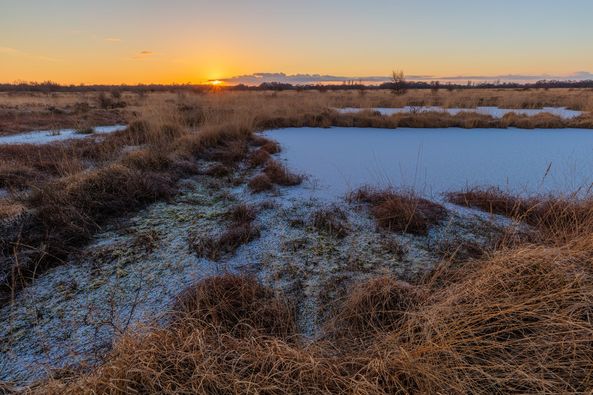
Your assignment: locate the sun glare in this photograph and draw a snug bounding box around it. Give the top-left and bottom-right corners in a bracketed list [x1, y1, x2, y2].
[210, 80, 223, 86]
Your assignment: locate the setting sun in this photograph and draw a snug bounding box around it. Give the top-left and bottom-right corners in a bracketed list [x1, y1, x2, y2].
[209, 80, 223, 86]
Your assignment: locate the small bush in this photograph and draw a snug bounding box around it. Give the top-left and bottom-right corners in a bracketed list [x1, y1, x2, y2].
[98, 92, 126, 109]
[312, 206, 350, 238]
[264, 160, 303, 186]
[328, 276, 422, 338]
[349, 187, 447, 235]
[203, 162, 232, 178]
[248, 148, 271, 168]
[174, 275, 295, 337]
[248, 173, 273, 193]
[190, 203, 260, 261]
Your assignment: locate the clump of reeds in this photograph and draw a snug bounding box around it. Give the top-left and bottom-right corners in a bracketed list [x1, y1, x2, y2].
[327, 276, 423, 339]
[248, 160, 302, 193]
[248, 147, 272, 168]
[202, 162, 232, 177]
[349, 186, 447, 235]
[447, 187, 593, 240]
[311, 205, 350, 238]
[189, 204, 260, 261]
[263, 160, 303, 186]
[173, 275, 295, 337]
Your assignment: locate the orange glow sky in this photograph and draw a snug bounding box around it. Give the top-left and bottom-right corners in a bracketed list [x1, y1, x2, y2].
[1, 1, 593, 85]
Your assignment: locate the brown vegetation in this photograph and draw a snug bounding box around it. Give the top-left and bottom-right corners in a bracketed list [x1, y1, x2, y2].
[248, 173, 274, 192]
[189, 204, 260, 261]
[263, 160, 303, 186]
[311, 205, 350, 238]
[4, 89, 593, 392]
[447, 187, 593, 240]
[39, 239, 593, 394]
[247, 147, 272, 168]
[349, 186, 447, 235]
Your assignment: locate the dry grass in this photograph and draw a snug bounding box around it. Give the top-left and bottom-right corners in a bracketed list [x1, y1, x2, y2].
[173, 275, 295, 338]
[349, 186, 447, 235]
[311, 205, 350, 238]
[447, 187, 593, 241]
[189, 204, 260, 261]
[263, 160, 303, 186]
[38, 239, 593, 394]
[4, 89, 593, 392]
[248, 173, 274, 192]
[247, 147, 272, 168]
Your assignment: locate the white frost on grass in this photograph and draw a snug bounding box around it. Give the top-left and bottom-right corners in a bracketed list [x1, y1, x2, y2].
[0, 161, 509, 385]
[264, 127, 593, 200]
[0, 125, 127, 145]
[337, 106, 583, 119]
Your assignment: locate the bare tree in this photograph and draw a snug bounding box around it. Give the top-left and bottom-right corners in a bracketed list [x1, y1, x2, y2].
[391, 70, 407, 95]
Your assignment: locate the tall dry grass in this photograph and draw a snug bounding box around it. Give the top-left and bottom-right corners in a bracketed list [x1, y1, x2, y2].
[37, 232, 593, 394]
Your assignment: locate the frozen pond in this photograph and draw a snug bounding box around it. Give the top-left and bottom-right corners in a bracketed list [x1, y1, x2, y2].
[338, 106, 583, 119]
[0, 125, 127, 145]
[264, 127, 593, 199]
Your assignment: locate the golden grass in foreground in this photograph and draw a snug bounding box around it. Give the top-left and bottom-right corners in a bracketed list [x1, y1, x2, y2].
[37, 232, 593, 394]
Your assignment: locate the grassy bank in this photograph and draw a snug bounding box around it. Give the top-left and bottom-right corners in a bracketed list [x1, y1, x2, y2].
[2, 90, 593, 392]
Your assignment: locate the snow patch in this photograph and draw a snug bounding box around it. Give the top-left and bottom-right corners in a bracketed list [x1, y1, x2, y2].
[0, 125, 127, 145]
[337, 106, 583, 119]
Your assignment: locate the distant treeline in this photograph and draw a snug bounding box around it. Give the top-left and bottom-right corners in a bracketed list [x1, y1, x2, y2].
[1, 79, 593, 93]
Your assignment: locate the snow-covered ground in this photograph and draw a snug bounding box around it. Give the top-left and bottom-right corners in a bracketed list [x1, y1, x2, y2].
[0, 153, 509, 385]
[264, 127, 593, 199]
[337, 106, 583, 119]
[0, 125, 127, 145]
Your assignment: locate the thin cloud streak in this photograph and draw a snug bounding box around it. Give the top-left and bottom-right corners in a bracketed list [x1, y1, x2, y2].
[133, 50, 156, 59]
[0, 46, 60, 62]
[220, 72, 593, 85]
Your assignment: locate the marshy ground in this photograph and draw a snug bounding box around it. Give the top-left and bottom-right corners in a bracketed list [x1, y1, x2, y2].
[2, 88, 593, 393]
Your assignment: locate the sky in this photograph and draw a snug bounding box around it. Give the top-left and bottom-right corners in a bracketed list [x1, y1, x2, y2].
[1, 0, 593, 85]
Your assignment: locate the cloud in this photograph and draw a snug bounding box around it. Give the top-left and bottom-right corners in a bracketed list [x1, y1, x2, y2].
[219, 72, 593, 86]
[134, 50, 156, 59]
[425, 72, 593, 82]
[0, 46, 59, 62]
[105, 37, 122, 43]
[219, 72, 392, 85]
[0, 47, 19, 54]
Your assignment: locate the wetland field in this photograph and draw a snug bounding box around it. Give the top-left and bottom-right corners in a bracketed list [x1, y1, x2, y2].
[2, 88, 593, 393]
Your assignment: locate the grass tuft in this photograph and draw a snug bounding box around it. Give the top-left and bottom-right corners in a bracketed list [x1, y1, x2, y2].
[248, 173, 274, 193]
[349, 186, 447, 235]
[263, 160, 303, 186]
[312, 205, 350, 238]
